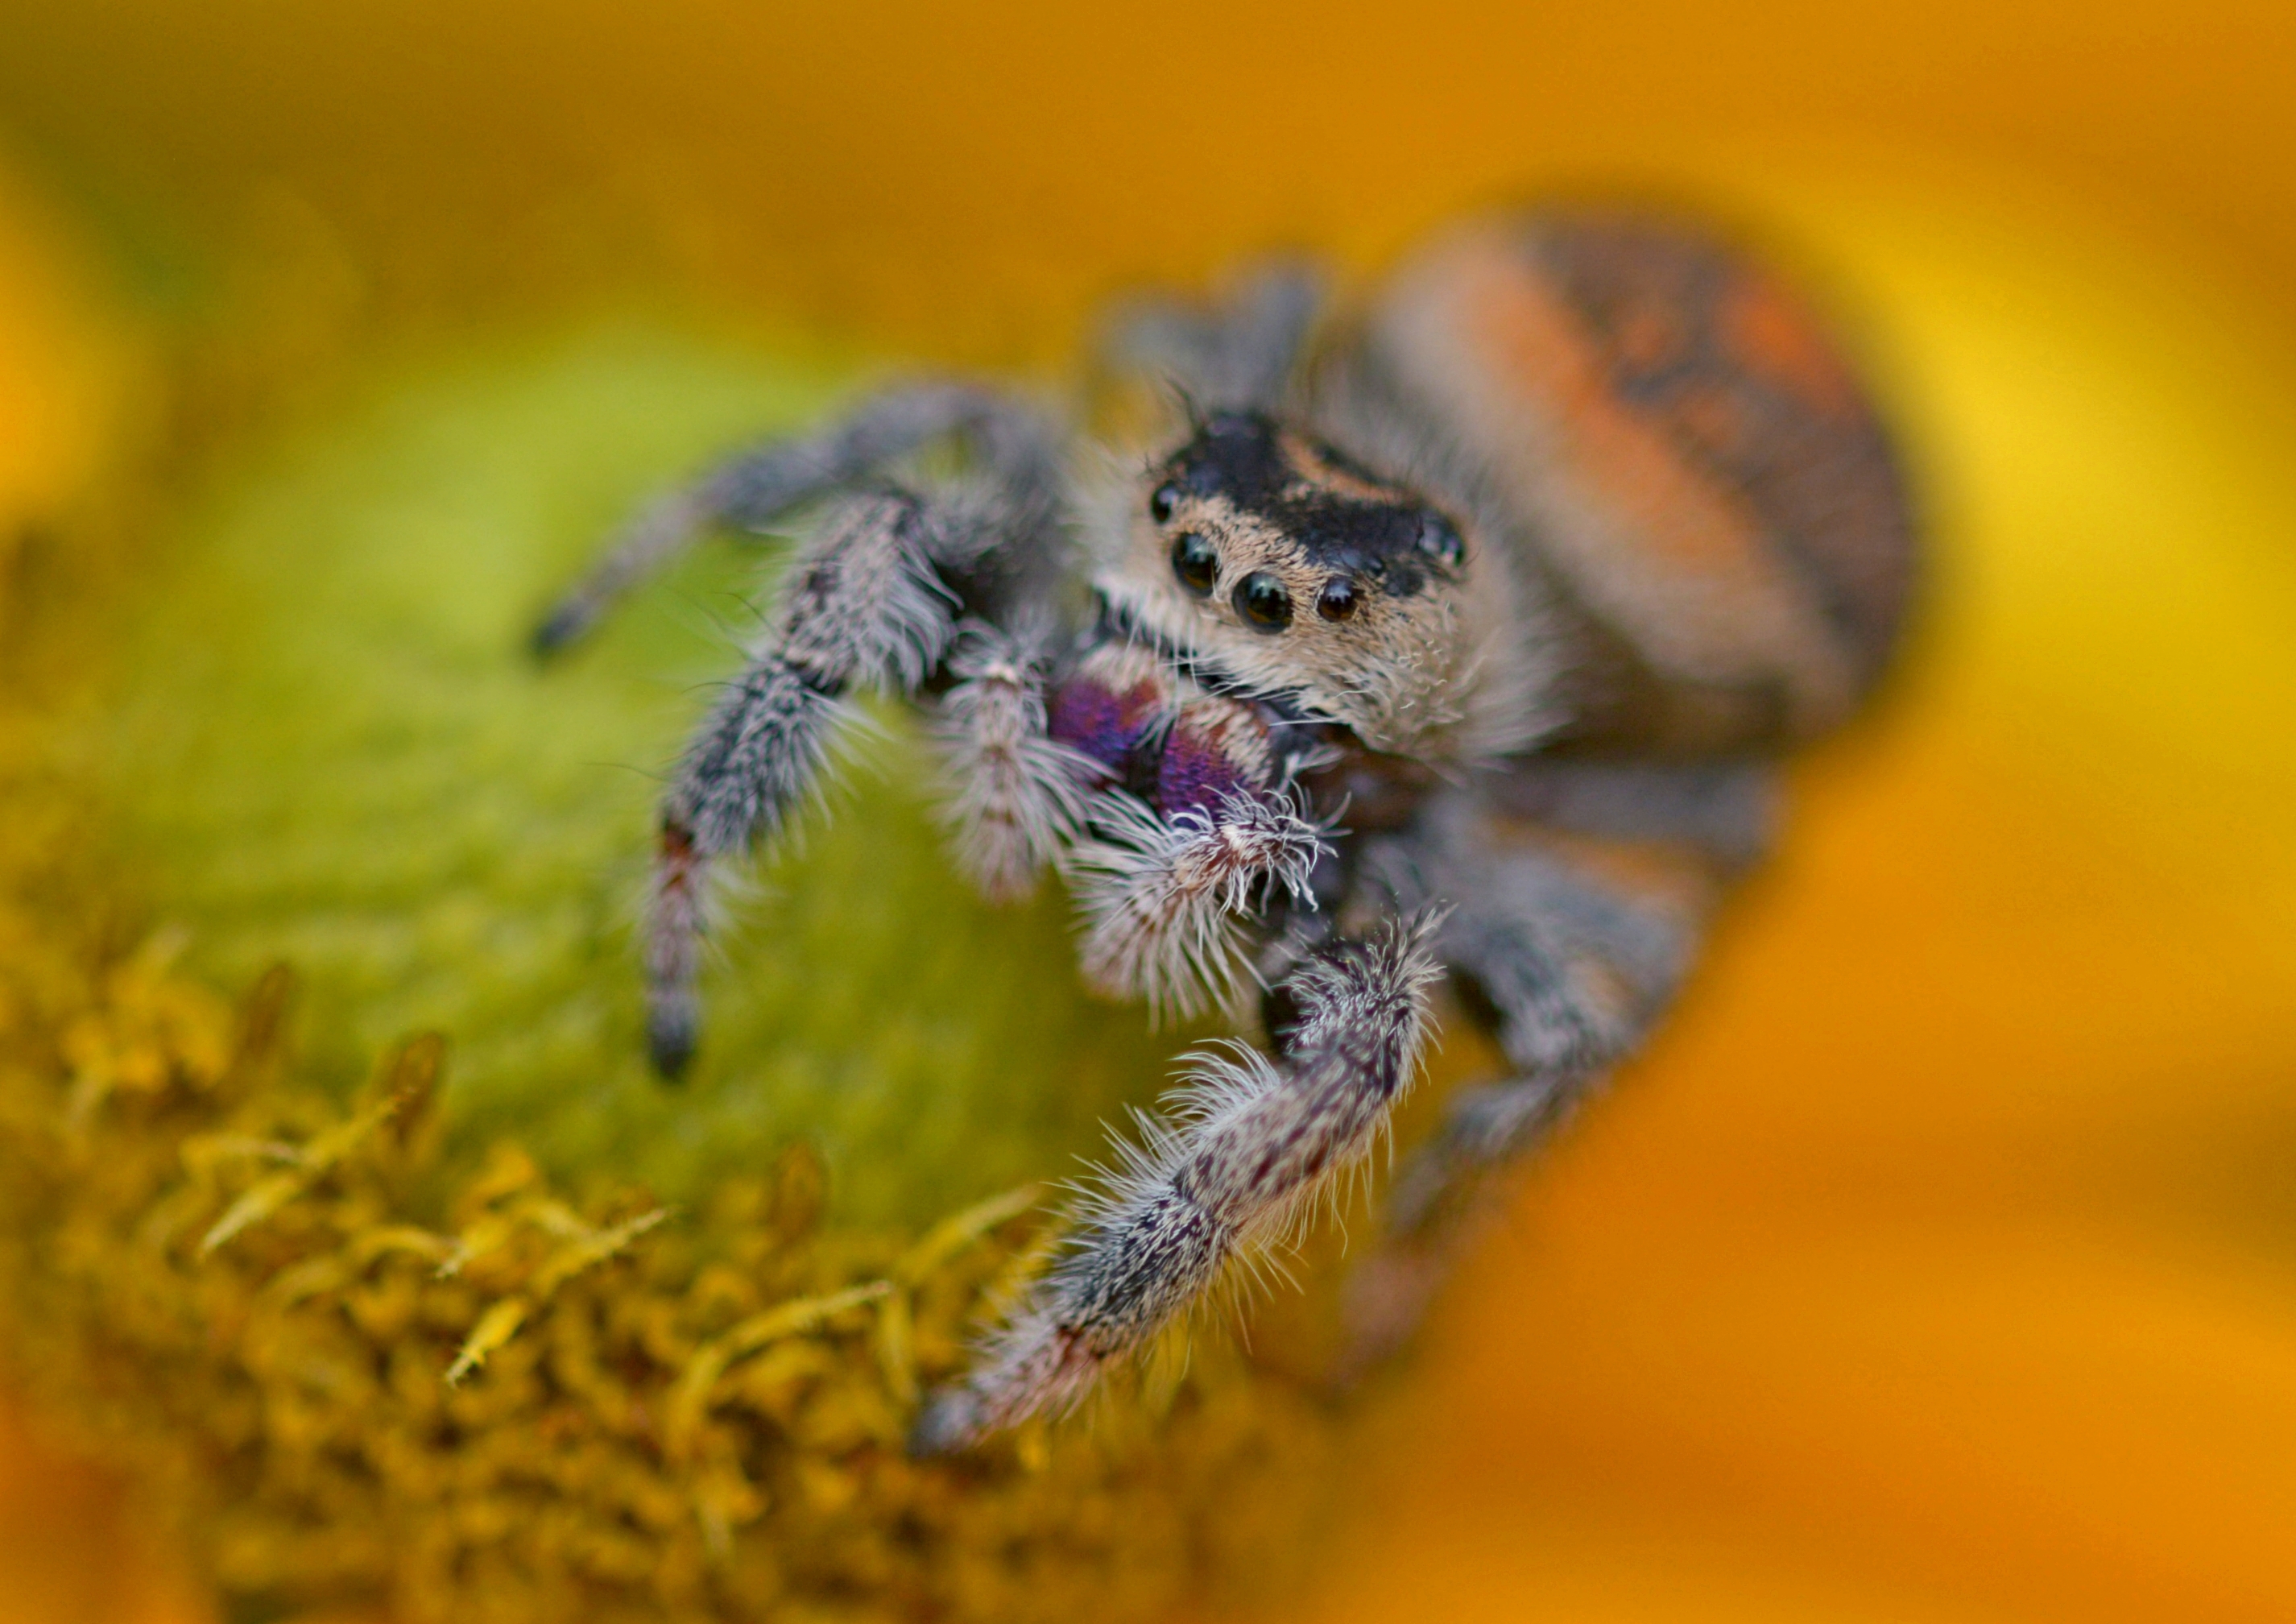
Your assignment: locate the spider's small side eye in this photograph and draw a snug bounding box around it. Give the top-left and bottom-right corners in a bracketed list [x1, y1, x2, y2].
[1235, 572, 1293, 632]
[1417, 512, 1465, 568]
[1316, 577, 1360, 622]
[1150, 483, 1181, 523]
[1171, 532, 1219, 594]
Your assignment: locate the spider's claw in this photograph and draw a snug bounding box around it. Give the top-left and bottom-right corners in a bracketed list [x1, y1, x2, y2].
[647, 1000, 697, 1082]
[528, 599, 593, 661]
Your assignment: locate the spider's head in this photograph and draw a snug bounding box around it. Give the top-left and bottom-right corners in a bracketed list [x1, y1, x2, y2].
[1098, 408, 1490, 754]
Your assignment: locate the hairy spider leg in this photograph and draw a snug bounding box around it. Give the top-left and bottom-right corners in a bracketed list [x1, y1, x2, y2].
[536, 382, 1072, 1075]
[643, 491, 958, 1077]
[532, 381, 1054, 655]
[929, 617, 1102, 902]
[910, 914, 1443, 1455]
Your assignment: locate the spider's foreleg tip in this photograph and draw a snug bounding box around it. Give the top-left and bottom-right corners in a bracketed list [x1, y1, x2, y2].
[906, 1386, 984, 1458]
[527, 603, 589, 662]
[645, 1007, 698, 1083]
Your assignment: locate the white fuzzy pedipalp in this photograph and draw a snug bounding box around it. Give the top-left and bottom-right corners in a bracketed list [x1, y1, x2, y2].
[1067, 789, 1328, 1021]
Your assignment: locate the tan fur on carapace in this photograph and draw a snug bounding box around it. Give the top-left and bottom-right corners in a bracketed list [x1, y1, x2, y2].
[1348, 211, 1917, 753]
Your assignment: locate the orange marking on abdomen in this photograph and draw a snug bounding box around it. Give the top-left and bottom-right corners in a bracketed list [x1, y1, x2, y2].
[1386, 227, 1869, 732]
[1458, 246, 1793, 597]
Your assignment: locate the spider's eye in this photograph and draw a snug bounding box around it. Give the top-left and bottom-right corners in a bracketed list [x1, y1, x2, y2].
[1235, 572, 1293, 632]
[1316, 577, 1359, 622]
[1150, 483, 1181, 524]
[1416, 512, 1465, 568]
[1170, 532, 1219, 594]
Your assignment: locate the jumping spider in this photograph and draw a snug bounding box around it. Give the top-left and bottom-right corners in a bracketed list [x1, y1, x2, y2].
[534, 209, 1915, 1452]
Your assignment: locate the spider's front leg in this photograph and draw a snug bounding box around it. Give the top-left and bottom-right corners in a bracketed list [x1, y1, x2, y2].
[910, 914, 1444, 1455]
[533, 381, 1072, 1074]
[643, 489, 972, 1077]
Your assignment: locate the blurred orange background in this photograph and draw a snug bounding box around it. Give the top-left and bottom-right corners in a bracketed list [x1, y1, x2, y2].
[3, 3, 2295, 1622]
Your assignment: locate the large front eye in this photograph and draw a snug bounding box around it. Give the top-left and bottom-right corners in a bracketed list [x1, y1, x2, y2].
[1170, 532, 1218, 594]
[1235, 572, 1293, 632]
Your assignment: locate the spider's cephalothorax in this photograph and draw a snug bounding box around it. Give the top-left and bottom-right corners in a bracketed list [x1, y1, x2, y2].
[1097, 408, 1540, 760]
[535, 207, 1916, 1452]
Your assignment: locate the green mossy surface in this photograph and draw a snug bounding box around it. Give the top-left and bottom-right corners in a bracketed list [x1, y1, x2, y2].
[104, 322, 1187, 1225]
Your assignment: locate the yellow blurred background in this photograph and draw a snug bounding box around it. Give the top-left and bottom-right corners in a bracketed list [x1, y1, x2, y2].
[3, 2, 2295, 1622]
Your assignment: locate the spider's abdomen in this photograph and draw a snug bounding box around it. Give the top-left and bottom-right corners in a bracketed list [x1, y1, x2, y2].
[1353, 210, 1917, 752]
